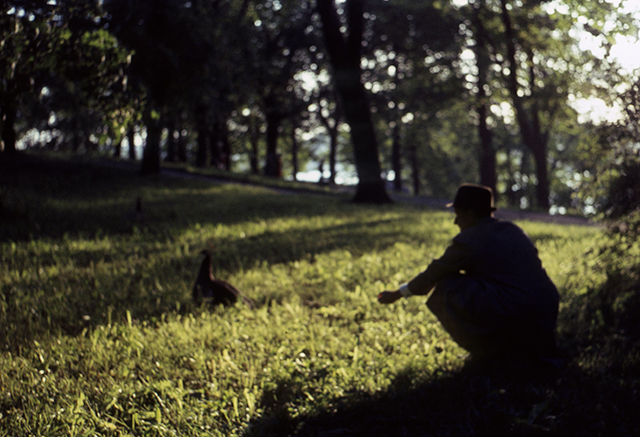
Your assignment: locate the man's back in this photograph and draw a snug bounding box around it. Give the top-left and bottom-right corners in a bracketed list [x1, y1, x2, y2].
[454, 218, 558, 318]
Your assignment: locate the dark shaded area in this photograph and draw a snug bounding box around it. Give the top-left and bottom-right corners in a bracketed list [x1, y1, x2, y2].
[0, 153, 151, 241]
[237, 221, 640, 436]
[0, 153, 351, 242]
[245, 357, 640, 436]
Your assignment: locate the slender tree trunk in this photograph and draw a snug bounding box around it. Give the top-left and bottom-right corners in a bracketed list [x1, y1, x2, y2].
[316, 0, 390, 203]
[409, 140, 420, 196]
[264, 111, 282, 177]
[207, 115, 232, 170]
[478, 104, 496, 192]
[473, 0, 497, 196]
[500, 0, 549, 210]
[531, 129, 550, 209]
[318, 160, 325, 183]
[318, 110, 339, 185]
[195, 106, 208, 168]
[391, 122, 403, 192]
[220, 118, 231, 171]
[250, 141, 259, 175]
[72, 117, 81, 154]
[290, 124, 299, 181]
[140, 111, 162, 175]
[128, 125, 137, 160]
[165, 116, 177, 162]
[113, 139, 122, 158]
[177, 128, 187, 162]
[528, 85, 551, 209]
[209, 120, 221, 168]
[1, 100, 17, 155]
[328, 126, 338, 185]
[249, 114, 260, 175]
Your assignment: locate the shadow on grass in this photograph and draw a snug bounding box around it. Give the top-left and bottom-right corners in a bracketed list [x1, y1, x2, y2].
[243, 288, 640, 436]
[244, 350, 640, 436]
[203, 216, 415, 273]
[0, 153, 359, 242]
[238, 288, 640, 436]
[0, 214, 414, 351]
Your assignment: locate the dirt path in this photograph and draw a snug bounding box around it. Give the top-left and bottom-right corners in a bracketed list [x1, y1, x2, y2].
[99, 159, 598, 227]
[390, 193, 598, 227]
[161, 166, 598, 227]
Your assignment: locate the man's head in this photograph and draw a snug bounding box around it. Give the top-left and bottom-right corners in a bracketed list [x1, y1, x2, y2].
[448, 184, 496, 230]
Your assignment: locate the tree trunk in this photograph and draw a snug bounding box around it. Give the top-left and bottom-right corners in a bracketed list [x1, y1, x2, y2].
[140, 112, 162, 175]
[500, 0, 549, 210]
[318, 109, 339, 185]
[409, 140, 420, 196]
[328, 126, 338, 185]
[318, 160, 326, 183]
[177, 128, 187, 163]
[316, 0, 390, 203]
[1, 100, 17, 155]
[391, 123, 403, 192]
[128, 125, 137, 161]
[165, 116, 177, 162]
[343, 87, 389, 202]
[220, 119, 231, 171]
[478, 104, 496, 193]
[195, 106, 208, 168]
[72, 117, 81, 154]
[113, 139, 122, 158]
[209, 119, 222, 168]
[249, 113, 260, 175]
[264, 111, 282, 177]
[531, 130, 550, 210]
[473, 0, 497, 196]
[208, 115, 231, 170]
[290, 124, 299, 181]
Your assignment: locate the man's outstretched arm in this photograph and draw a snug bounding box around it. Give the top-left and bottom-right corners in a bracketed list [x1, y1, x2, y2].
[377, 241, 471, 304]
[378, 283, 412, 304]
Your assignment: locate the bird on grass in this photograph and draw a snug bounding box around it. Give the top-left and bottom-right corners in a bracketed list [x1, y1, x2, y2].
[193, 249, 254, 308]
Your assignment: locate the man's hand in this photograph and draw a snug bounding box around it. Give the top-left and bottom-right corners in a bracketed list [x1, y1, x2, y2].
[377, 290, 402, 304]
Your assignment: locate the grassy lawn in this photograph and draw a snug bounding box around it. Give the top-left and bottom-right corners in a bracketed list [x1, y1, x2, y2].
[1, 154, 637, 436]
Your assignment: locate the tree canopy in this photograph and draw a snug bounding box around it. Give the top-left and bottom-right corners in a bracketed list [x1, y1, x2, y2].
[2, 0, 639, 210]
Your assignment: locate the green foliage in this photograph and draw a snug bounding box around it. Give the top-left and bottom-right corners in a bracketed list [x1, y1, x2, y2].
[562, 211, 640, 339]
[560, 76, 640, 342]
[602, 161, 640, 219]
[1, 1, 135, 154]
[3, 154, 636, 436]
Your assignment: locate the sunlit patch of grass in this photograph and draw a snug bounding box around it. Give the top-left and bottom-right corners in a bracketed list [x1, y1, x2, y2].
[517, 221, 605, 293]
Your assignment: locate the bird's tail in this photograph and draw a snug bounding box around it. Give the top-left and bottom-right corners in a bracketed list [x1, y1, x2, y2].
[242, 295, 256, 308]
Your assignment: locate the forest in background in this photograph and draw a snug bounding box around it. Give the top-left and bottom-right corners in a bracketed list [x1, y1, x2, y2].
[2, 0, 640, 210]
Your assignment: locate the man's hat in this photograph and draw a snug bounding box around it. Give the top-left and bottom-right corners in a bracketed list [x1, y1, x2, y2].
[447, 183, 497, 212]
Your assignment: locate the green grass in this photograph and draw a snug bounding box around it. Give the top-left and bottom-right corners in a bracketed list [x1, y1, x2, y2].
[1, 153, 638, 436]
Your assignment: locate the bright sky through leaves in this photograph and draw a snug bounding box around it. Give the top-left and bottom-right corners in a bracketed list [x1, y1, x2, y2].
[572, 0, 640, 123]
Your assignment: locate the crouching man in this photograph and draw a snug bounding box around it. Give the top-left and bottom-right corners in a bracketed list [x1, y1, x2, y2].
[378, 184, 561, 366]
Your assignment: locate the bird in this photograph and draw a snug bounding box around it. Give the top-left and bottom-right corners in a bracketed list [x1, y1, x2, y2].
[121, 196, 146, 230]
[192, 249, 254, 308]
